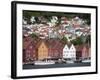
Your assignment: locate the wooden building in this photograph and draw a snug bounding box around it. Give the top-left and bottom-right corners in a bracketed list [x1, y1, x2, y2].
[47, 39, 64, 59]
[23, 36, 39, 63]
[38, 40, 48, 60]
[63, 43, 76, 59]
[75, 44, 90, 60]
[82, 44, 90, 59]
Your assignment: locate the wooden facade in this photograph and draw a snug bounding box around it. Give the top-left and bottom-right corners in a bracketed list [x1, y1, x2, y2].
[63, 44, 76, 59]
[48, 39, 64, 59]
[75, 45, 83, 59]
[23, 36, 91, 63]
[82, 46, 88, 59]
[23, 36, 39, 63]
[38, 41, 48, 60]
[75, 44, 90, 60]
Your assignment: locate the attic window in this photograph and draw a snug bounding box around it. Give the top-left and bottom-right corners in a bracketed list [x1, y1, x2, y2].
[66, 48, 68, 50]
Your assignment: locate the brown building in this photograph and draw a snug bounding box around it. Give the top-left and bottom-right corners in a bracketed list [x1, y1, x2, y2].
[23, 36, 39, 63]
[75, 44, 91, 60]
[88, 47, 91, 58]
[82, 44, 91, 59]
[23, 36, 33, 63]
[47, 39, 64, 59]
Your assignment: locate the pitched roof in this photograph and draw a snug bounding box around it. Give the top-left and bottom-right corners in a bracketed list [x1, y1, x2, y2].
[75, 45, 83, 51]
[66, 41, 72, 49]
[23, 36, 33, 49]
[36, 39, 48, 49]
[46, 39, 65, 49]
[23, 36, 40, 49]
[75, 44, 90, 51]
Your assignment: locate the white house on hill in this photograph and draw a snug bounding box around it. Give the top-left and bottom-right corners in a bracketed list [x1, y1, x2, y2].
[63, 44, 76, 60]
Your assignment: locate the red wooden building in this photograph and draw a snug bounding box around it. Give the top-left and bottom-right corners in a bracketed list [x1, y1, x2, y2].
[47, 39, 64, 59]
[75, 44, 90, 60]
[23, 36, 39, 63]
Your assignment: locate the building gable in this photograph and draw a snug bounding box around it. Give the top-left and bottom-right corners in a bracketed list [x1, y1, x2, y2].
[63, 45, 69, 51]
[38, 41, 48, 60]
[70, 44, 76, 51]
[63, 44, 76, 59]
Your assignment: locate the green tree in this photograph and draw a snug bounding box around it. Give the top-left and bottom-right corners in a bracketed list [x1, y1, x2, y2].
[61, 36, 68, 44]
[86, 35, 91, 45]
[71, 37, 83, 45]
[30, 33, 38, 39]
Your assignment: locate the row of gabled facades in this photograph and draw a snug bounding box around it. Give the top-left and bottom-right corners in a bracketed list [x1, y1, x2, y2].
[23, 36, 91, 63]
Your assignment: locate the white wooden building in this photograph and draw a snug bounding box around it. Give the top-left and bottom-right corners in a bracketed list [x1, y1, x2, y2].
[63, 44, 76, 60]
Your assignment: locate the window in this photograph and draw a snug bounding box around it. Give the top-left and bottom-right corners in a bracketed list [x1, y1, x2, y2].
[64, 51, 66, 53]
[66, 48, 68, 50]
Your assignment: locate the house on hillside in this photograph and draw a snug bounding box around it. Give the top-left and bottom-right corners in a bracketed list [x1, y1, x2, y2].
[61, 17, 68, 24]
[51, 16, 58, 26]
[75, 29, 83, 37]
[72, 16, 83, 28]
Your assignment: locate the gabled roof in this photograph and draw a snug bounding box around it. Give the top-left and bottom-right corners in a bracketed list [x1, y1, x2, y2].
[36, 39, 48, 49]
[75, 45, 83, 51]
[46, 38, 65, 49]
[66, 41, 72, 49]
[23, 36, 40, 49]
[23, 36, 33, 49]
[75, 44, 90, 51]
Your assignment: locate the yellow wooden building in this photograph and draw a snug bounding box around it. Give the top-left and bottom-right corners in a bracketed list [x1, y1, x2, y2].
[38, 41, 48, 60]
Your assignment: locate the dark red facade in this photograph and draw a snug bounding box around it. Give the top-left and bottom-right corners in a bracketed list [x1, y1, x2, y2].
[47, 39, 64, 59]
[23, 36, 38, 63]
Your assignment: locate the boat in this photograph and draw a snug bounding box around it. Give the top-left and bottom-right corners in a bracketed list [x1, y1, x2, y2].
[82, 59, 91, 63]
[34, 61, 55, 65]
[66, 60, 74, 63]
